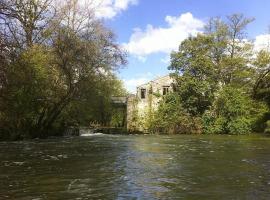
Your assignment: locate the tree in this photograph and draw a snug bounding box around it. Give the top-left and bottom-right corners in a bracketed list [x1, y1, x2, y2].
[205, 15, 254, 87]
[162, 13, 269, 134]
[169, 34, 218, 116]
[252, 50, 270, 133]
[0, 0, 127, 139]
[169, 14, 255, 117]
[0, 0, 54, 48]
[0, 45, 59, 138]
[35, 0, 126, 134]
[253, 50, 270, 106]
[149, 93, 202, 134]
[203, 86, 268, 134]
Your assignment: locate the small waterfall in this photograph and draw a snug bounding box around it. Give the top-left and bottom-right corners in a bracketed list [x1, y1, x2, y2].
[79, 127, 103, 136]
[63, 126, 104, 137]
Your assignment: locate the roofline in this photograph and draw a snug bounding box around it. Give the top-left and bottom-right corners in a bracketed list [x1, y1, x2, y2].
[136, 74, 171, 88]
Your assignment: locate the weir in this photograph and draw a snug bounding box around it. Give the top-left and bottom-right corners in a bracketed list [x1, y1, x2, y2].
[63, 96, 129, 137]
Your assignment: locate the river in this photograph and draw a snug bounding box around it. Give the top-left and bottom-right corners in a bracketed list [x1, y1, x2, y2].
[1, 134, 270, 199]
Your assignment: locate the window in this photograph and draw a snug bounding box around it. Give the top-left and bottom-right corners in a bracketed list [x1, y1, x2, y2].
[172, 83, 177, 92]
[163, 86, 169, 95]
[141, 88, 146, 99]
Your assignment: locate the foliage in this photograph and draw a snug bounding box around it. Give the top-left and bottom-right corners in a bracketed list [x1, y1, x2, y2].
[0, 0, 126, 140]
[202, 86, 268, 134]
[265, 121, 270, 134]
[149, 93, 202, 134]
[149, 13, 270, 135]
[253, 50, 270, 107]
[169, 34, 218, 116]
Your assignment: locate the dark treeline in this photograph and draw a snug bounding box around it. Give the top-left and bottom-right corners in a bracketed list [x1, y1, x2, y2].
[0, 0, 127, 140]
[150, 14, 270, 134]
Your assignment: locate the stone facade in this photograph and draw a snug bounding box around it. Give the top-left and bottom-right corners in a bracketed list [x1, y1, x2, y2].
[126, 75, 174, 132]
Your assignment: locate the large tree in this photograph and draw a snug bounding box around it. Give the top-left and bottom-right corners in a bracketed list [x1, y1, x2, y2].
[159, 13, 269, 134]
[253, 50, 270, 107]
[0, 0, 127, 139]
[169, 34, 217, 116]
[169, 14, 254, 117]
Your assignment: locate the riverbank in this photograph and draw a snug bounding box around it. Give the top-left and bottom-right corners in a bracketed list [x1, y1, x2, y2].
[1, 126, 269, 141]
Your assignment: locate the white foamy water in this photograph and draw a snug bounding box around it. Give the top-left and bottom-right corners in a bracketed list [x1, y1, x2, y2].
[80, 133, 103, 137]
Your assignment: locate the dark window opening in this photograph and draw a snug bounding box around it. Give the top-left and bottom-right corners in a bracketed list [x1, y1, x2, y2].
[141, 88, 146, 99]
[163, 86, 169, 95]
[172, 83, 177, 92]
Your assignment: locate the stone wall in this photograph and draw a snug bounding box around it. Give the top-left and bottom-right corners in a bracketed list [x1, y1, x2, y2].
[126, 94, 138, 131]
[126, 75, 174, 132]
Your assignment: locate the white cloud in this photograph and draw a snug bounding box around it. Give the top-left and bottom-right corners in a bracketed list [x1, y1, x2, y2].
[254, 34, 270, 52]
[93, 0, 138, 19]
[123, 72, 154, 92]
[137, 56, 147, 63]
[161, 55, 170, 64]
[123, 12, 204, 57]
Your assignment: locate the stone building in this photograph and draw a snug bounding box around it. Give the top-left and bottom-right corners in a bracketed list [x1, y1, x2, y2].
[126, 75, 174, 132]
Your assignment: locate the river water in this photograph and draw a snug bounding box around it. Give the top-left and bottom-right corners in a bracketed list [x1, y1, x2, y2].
[1, 134, 270, 199]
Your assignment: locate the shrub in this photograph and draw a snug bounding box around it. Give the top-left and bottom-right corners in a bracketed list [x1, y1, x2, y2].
[149, 93, 202, 134]
[227, 118, 251, 134]
[202, 86, 268, 134]
[202, 112, 226, 134]
[265, 120, 270, 134]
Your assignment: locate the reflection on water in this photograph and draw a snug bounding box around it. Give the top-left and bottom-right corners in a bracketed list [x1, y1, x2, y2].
[1, 135, 270, 199]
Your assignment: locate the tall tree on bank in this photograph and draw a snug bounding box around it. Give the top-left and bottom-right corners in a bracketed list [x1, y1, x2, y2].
[158, 14, 269, 134]
[0, 0, 54, 48]
[169, 14, 254, 117]
[253, 50, 270, 107]
[169, 34, 217, 116]
[0, 0, 126, 139]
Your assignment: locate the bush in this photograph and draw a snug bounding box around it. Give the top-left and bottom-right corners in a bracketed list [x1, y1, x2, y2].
[202, 113, 226, 134]
[227, 118, 251, 134]
[202, 86, 268, 134]
[149, 86, 269, 135]
[149, 93, 202, 134]
[265, 120, 270, 134]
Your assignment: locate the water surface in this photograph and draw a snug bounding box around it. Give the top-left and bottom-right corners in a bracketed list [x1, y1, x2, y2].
[1, 134, 270, 199]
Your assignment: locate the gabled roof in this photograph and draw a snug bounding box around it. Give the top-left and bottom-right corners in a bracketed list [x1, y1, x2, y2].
[136, 74, 172, 88]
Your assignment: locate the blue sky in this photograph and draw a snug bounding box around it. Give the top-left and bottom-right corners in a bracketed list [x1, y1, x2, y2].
[95, 0, 270, 92]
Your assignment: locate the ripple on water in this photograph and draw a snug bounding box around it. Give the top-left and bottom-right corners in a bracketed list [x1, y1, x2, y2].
[1, 135, 270, 199]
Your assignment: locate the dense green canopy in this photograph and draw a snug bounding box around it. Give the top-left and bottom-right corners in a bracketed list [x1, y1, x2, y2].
[0, 0, 127, 140]
[149, 14, 270, 134]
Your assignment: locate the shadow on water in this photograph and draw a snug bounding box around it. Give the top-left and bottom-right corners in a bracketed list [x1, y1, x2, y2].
[0, 134, 270, 199]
